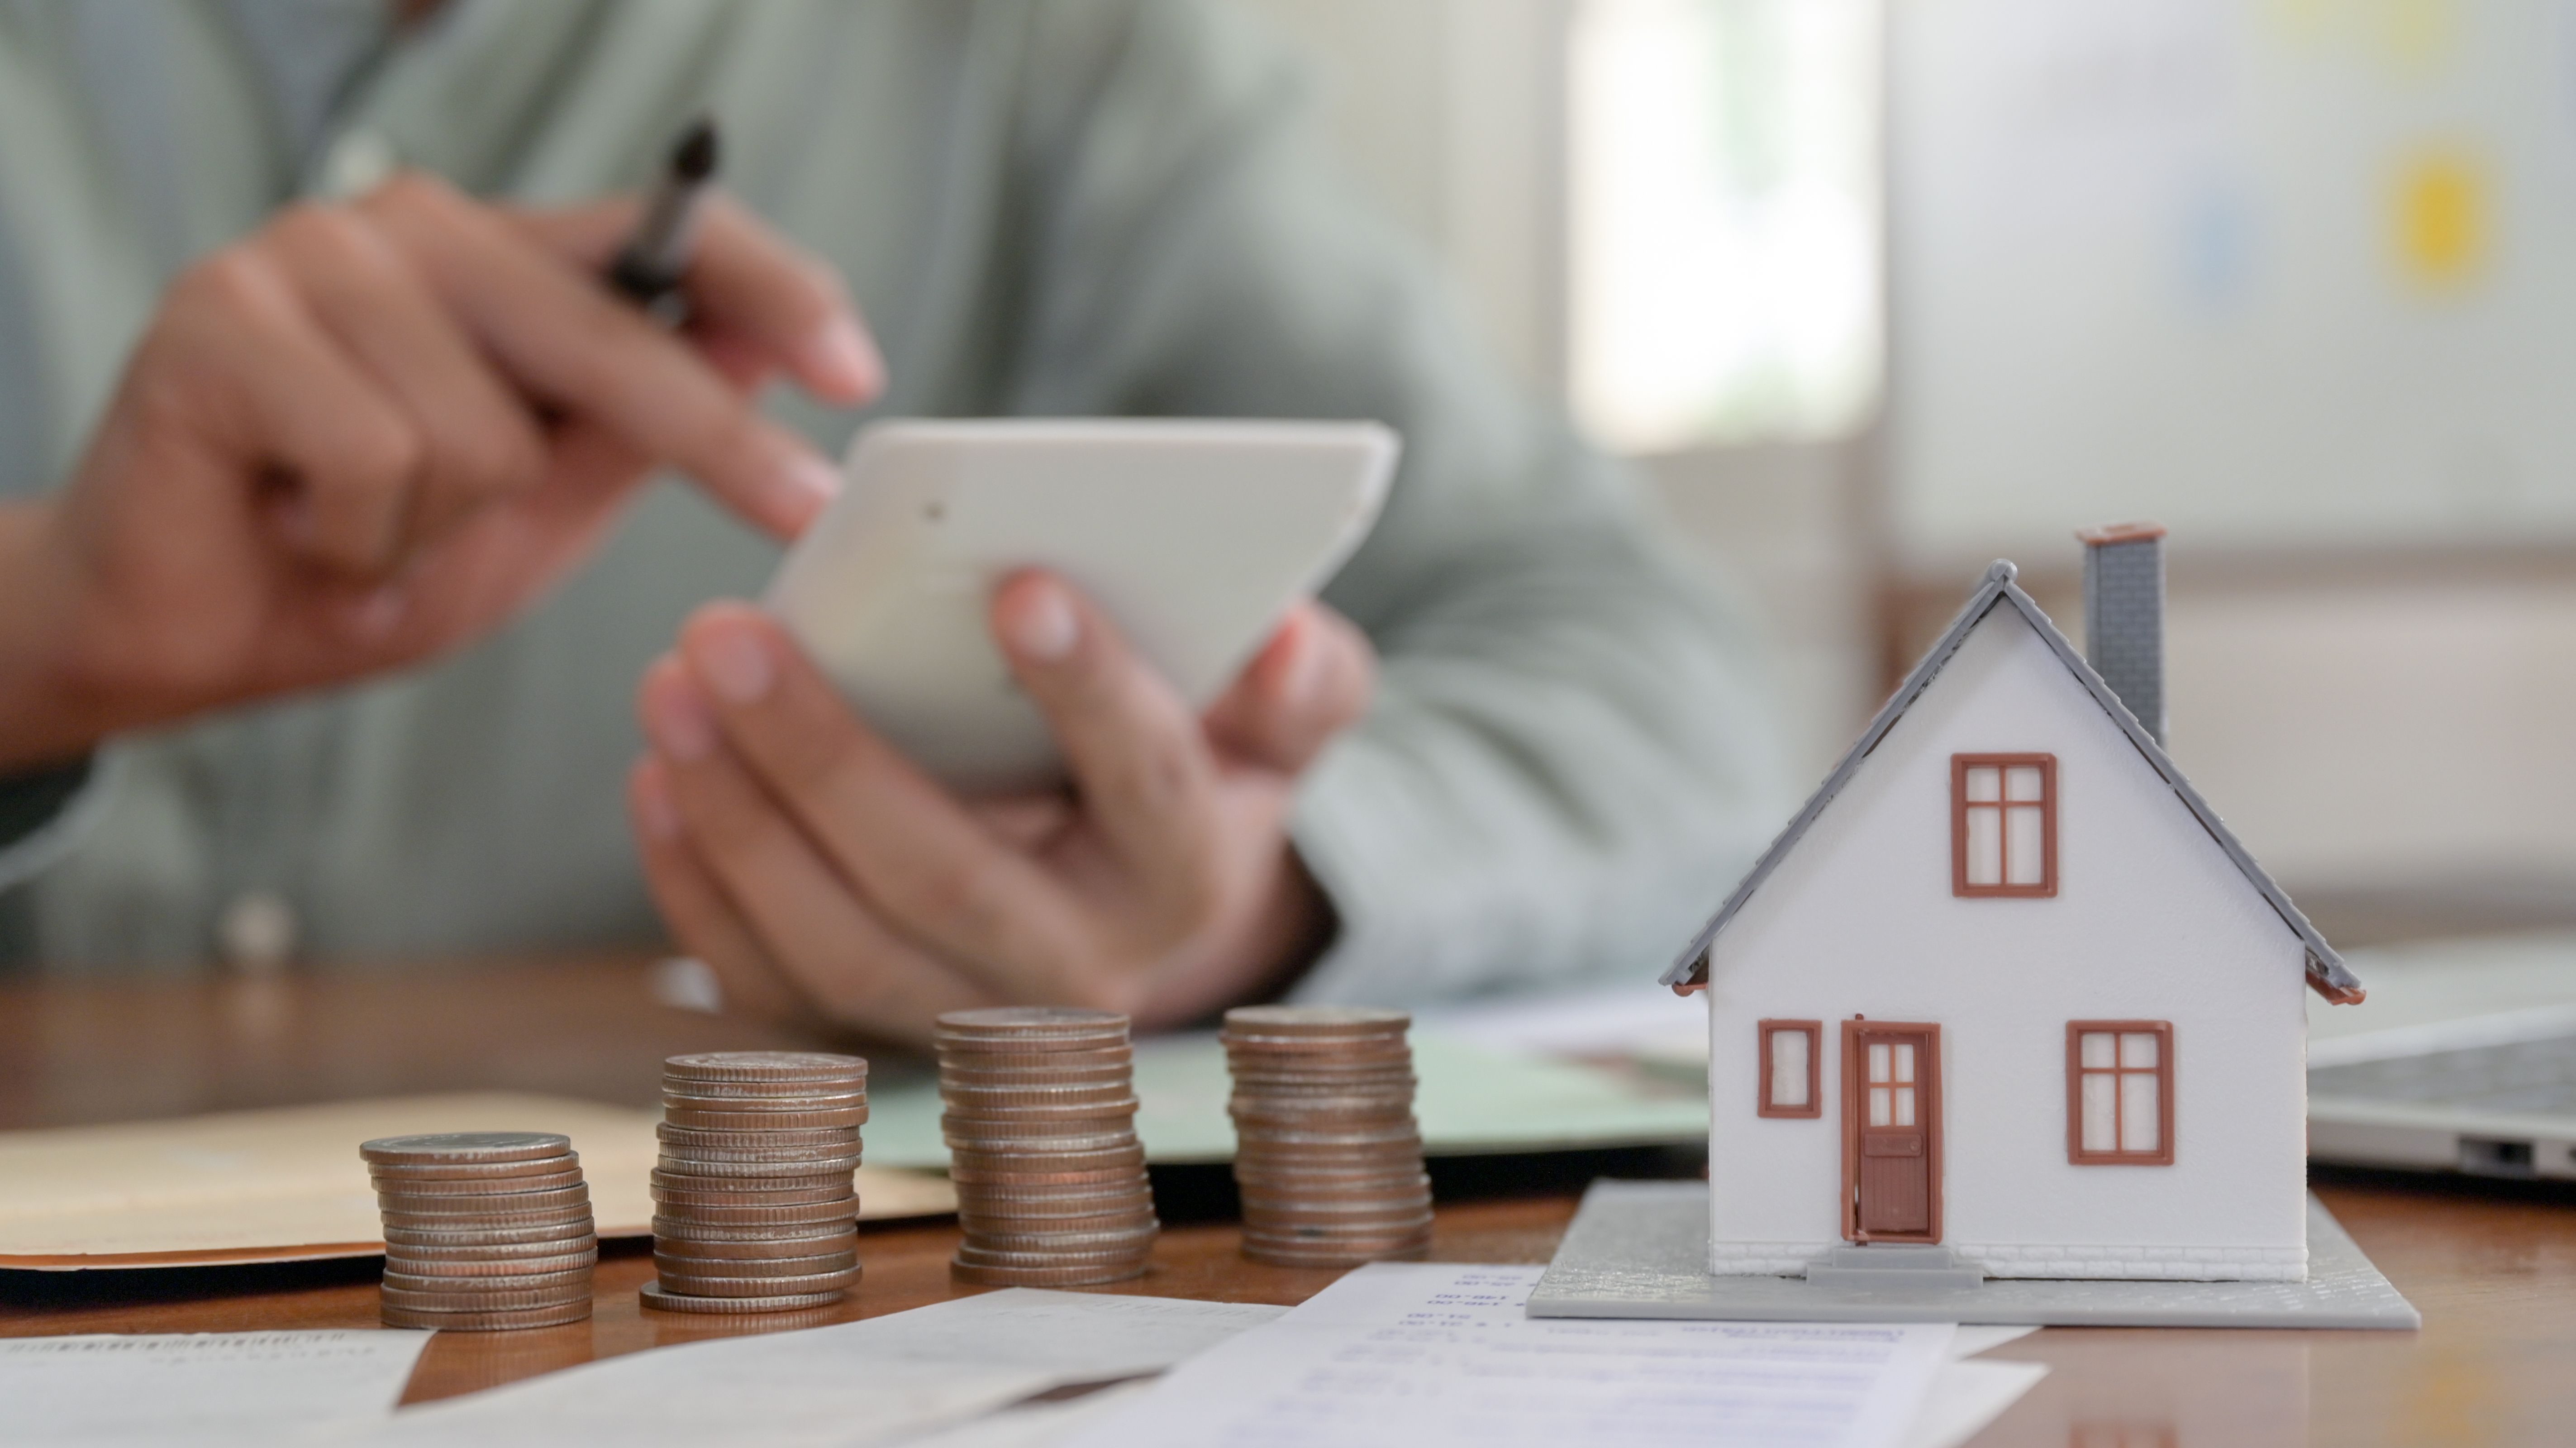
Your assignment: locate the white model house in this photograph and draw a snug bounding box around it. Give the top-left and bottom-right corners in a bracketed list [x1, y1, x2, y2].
[1663, 526, 2365, 1282]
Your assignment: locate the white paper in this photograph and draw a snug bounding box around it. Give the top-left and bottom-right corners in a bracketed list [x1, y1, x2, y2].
[355, 1290, 1285, 1448]
[0, 1329, 432, 1446]
[1902, 1359, 2050, 1448]
[1944, 1324, 2038, 1360]
[1064, 1264, 1953, 1448]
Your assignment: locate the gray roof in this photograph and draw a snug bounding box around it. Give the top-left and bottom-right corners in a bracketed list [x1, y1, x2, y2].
[1664, 562, 2364, 1003]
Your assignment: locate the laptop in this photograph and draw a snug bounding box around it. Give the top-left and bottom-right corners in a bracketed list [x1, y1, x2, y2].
[2307, 934, 2576, 1181]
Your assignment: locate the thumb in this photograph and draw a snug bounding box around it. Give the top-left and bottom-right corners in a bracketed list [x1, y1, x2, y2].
[1203, 602, 1374, 774]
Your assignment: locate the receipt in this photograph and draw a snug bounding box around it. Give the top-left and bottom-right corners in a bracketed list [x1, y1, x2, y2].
[1062, 1263, 1956, 1448]
[0, 1329, 432, 1446]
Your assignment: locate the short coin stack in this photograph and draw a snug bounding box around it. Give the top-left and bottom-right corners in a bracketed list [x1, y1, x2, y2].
[364, 1131, 597, 1330]
[937, 1007, 1158, 1286]
[643, 1051, 868, 1314]
[1223, 1005, 1434, 1267]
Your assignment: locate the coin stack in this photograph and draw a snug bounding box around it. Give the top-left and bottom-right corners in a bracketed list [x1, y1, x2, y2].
[643, 1051, 869, 1314]
[364, 1131, 597, 1331]
[937, 1007, 1158, 1286]
[1223, 1005, 1434, 1267]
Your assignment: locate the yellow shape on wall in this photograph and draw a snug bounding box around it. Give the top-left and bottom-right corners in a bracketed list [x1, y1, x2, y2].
[2393, 150, 2486, 288]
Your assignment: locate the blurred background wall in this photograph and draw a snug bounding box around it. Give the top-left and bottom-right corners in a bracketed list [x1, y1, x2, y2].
[1233, 0, 2576, 945]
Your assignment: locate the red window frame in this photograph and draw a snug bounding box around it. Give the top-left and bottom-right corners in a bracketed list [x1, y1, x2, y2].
[1757, 1020, 1824, 1119]
[2065, 1021, 2175, 1166]
[1952, 753, 2058, 898]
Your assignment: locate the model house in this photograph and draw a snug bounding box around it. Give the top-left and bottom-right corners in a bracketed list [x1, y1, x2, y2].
[1663, 526, 2365, 1282]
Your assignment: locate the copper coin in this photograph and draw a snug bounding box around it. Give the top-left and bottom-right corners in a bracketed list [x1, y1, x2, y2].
[663, 1084, 869, 1108]
[940, 1087, 1139, 1113]
[378, 1210, 594, 1234]
[367, 1153, 580, 1181]
[951, 1184, 1155, 1211]
[385, 1250, 598, 1279]
[378, 1184, 588, 1214]
[955, 1205, 1157, 1231]
[652, 1265, 863, 1296]
[651, 1217, 863, 1243]
[940, 1129, 1141, 1155]
[948, 1146, 1144, 1175]
[657, 1076, 870, 1100]
[949, 1170, 1150, 1194]
[654, 1237, 855, 1267]
[938, 1047, 1133, 1072]
[1232, 1124, 1424, 1147]
[381, 1300, 594, 1331]
[948, 1258, 1148, 1287]
[650, 1196, 857, 1225]
[381, 1252, 592, 1283]
[954, 1249, 1155, 1273]
[658, 1123, 862, 1150]
[381, 1219, 596, 1247]
[945, 1162, 1150, 1187]
[938, 1064, 1132, 1087]
[370, 1167, 588, 1197]
[652, 1186, 854, 1211]
[362, 1132, 573, 1166]
[639, 1280, 848, 1313]
[652, 1231, 858, 1261]
[379, 1283, 594, 1313]
[663, 1106, 869, 1131]
[651, 1155, 859, 1179]
[957, 1225, 1158, 1253]
[663, 1051, 869, 1084]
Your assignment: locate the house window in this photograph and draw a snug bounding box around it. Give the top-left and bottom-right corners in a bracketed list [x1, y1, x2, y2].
[2067, 1022, 2174, 1165]
[1758, 1020, 1823, 1118]
[1952, 753, 2057, 897]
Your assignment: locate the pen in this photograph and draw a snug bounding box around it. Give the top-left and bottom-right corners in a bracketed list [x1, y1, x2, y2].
[609, 115, 719, 319]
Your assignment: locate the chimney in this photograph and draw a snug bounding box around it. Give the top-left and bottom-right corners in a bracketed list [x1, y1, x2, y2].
[2077, 522, 2167, 745]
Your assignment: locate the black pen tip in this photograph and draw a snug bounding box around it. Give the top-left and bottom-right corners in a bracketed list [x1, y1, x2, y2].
[671, 117, 718, 181]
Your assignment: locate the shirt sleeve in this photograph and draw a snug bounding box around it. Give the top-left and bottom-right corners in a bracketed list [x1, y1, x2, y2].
[1004, 0, 1798, 1000]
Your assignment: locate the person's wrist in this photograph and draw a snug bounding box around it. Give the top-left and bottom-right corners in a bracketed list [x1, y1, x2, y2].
[0, 502, 121, 772]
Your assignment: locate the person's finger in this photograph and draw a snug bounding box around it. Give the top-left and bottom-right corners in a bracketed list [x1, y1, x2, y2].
[989, 571, 1225, 894]
[1200, 601, 1376, 774]
[968, 794, 1077, 851]
[638, 656, 1000, 1037]
[668, 603, 1115, 1005]
[357, 173, 839, 540]
[159, 246, 424, 576]
[263, 203, 549, 550]
[629, 754, 809, 1025]
[507, 194, 884, 406]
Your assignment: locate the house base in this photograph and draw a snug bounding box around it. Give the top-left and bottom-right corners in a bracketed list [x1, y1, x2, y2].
[1804, 1243, 1987, 1291]
[1526, 1181, 2419, 1329]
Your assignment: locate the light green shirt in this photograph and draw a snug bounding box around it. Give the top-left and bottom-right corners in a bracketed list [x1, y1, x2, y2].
[0, 0, 1791, 1001]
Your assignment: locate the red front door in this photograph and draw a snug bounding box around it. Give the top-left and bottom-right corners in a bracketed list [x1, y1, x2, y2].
[1844, 1021, 1942, 1242]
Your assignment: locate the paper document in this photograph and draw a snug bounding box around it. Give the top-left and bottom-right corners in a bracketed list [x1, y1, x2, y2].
[0, 1329, 431, 1446]
[0, 1092, 955, 1269]
[354, 1289, 1286, 1448]
[1064, 1263, 1953, 1448]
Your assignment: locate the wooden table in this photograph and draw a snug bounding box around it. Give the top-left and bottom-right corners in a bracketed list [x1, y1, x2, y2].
[5, 958, 2575, 1446]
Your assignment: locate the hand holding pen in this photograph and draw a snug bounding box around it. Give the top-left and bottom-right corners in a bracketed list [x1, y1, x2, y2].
[0, 122, 884, 772]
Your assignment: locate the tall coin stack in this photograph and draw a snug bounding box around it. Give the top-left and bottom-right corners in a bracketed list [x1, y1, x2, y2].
[364, 1132, 597, 1330]
[643, 1051, 868, 1314]
[1222, 1005, 1434, 1267]
[937, 1007, 1158, 1286]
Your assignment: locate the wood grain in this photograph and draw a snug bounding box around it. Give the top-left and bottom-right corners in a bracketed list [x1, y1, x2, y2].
[4, 957, 2575, 1445]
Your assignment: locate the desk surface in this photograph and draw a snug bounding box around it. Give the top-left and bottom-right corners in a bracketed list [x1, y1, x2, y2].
[4, 957, 2574, 1447]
